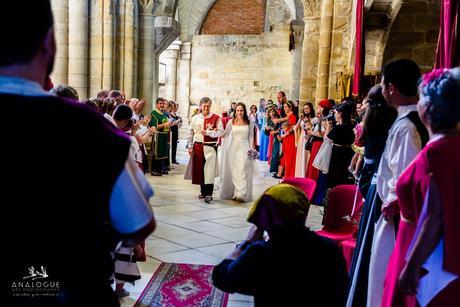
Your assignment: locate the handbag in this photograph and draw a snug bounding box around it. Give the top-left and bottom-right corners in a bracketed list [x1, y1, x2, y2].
[305, 136, 313, 151]
[312, 138, 333, 173]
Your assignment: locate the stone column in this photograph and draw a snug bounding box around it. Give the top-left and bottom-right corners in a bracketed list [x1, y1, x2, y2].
[299, 0, 321, 104]
[89, 0, 103, 97]
[289, 23, 304, 102]
[316, 0, 334, 101]
[159, 41, 181, 101]
[138, 0, 158, 114]
[176, 41, 192, 119]
[102, 0, 115, 90]
[68, 0, 88, 99]
[122, 0, 138, 98]
[50, 0, 69, 86]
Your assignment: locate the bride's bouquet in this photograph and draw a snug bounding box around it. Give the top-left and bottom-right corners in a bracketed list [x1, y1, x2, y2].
[247, 149, 259, 160]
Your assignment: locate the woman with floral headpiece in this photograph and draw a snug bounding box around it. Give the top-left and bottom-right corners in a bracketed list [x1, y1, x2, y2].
[380, 68, 460, 307]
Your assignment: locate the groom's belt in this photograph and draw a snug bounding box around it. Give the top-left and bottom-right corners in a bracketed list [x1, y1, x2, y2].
[194, 141, 217, 145]
[194, 141, 218, 151]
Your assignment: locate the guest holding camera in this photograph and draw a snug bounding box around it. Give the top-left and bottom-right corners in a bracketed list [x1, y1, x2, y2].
[324, 100, 356, 188]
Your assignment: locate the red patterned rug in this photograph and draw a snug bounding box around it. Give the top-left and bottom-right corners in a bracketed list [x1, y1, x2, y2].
[134, 263, 229, 307]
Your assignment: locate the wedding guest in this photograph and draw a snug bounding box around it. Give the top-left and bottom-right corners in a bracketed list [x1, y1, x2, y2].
[382, 67, 460, 307]
[1, 2, 155, 306]
[277, 91, 287, 118]
[348, 85, 397, 295]
[258, 98, 269, 161]
[348, 59, 429, 307]
[249, 104, 260, 151]
[110, 105, 145, 298]
[220, 103, 255, 203]
[83, 99, 99, 112]
[97, 89, 109, 99]
[348, 99, 367, 180]
[305, 99, 333, 181]
[108, 90, 124, 106]
[324, 100, 355, 188]
[267, 107, 282, 176]
[294, 103, 317, 177]
[50, 84, 79, 100]
[213, 184, 348, 307]
[169, 101, 182, 165]
[149, 98, 171, 176]
[228, 101, 237, 117]
[279, 101, 297, 178]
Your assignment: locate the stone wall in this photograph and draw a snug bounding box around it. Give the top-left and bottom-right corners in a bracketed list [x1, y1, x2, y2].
[382, 0, 440, 72]
[190, 30, 293, 113]
[200, 0, 266, 35]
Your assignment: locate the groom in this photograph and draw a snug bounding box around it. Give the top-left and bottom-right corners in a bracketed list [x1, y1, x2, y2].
[186, 97, 224, 203]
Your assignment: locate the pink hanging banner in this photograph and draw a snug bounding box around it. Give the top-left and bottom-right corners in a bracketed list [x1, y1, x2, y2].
[435, 0, 459, 68]
[352, 0, 365, 96]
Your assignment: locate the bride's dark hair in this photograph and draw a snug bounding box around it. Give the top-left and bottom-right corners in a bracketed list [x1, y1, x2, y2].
[233, 102, 250, 125]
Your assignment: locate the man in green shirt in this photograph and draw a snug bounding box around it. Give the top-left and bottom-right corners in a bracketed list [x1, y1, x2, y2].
[149, 98, 172, 176]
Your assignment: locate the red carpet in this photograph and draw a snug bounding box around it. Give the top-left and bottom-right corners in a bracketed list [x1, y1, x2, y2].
[134, 263, 229, 307]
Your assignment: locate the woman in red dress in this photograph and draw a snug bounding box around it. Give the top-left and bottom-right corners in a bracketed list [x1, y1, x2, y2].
[305, 99, 334, 181]
[381, 68, 460, 307]
[279, 102, 297, 178]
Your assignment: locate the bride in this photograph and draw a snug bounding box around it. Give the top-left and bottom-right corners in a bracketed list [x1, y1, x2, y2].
[219, 102, 255, 203]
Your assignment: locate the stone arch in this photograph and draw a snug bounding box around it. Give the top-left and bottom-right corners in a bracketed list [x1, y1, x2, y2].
[381, 0, 440, 71]
[363, 0, 440, 73]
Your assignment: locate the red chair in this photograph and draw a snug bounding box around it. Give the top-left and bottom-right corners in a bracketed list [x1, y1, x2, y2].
[281, 177, 317, 201]
[315, 185, 364, 244]
[340, 239, 356, 272]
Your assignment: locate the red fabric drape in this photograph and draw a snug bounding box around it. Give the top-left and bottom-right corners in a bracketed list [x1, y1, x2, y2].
[352, 0, 365, 96]
[435, 0, 460, 68]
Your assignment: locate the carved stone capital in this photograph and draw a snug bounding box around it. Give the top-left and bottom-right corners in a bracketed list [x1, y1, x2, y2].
[303, 0, 321, 18]
[139, 0, 160, 15]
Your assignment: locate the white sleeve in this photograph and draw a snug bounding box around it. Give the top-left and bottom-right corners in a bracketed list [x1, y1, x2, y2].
[386, 122, 422, 205]
[110, 158, 154, 234]
[221, 119, 232, 138]
[186, 117, 195, 148]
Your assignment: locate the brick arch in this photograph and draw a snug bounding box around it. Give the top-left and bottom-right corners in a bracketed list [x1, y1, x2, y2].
[200, 0, 267, 35]
[179, 0, 300, 41]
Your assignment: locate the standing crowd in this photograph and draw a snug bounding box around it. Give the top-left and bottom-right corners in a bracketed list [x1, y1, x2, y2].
[212, 59, 460, 307]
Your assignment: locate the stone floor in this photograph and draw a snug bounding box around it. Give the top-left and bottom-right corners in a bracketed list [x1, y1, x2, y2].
[120, 141, 323, 307]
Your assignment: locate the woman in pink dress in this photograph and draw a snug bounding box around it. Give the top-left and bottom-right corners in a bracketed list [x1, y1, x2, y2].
[381, 68, 460, 307]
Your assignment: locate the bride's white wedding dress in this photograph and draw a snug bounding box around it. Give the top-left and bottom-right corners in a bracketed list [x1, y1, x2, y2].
[219, 120, 254, 202]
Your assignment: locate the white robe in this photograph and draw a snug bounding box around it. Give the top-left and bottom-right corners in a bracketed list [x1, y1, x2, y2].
[185, 113, 224, 184]
[219, 120, 254, 202]
[294, 119, 308, 177]
[368, 104, 423, 306]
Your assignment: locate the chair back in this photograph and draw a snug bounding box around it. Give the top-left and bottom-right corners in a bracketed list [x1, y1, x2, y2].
[281, 177, 317, 202]
[323, 185, 364, 232]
